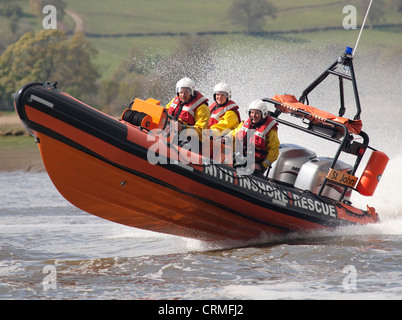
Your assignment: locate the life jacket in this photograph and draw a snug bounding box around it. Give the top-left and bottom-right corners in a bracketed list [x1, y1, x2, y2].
[208, 100, 241, 127]
[236, 116, 278, 162]
[167, 91, 208, 125]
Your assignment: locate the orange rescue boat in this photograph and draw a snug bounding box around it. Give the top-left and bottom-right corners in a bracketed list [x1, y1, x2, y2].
[13, 47, 388, 242]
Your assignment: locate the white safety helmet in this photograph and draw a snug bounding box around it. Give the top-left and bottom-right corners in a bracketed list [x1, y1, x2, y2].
[213, 82, 232, 100]
[176, 77, 195, 96]
[247, 100, 269, 119]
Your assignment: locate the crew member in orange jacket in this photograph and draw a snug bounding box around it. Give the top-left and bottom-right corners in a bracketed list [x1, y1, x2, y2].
[208, 82, 241, 137]
[166, 77, 210, 142]
[231, 100, 280, 177]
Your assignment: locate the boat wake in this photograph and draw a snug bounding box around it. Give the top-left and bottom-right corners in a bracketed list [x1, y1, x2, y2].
[185, 153, 402, 252]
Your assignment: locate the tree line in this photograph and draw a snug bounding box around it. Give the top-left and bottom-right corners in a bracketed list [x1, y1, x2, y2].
[0, 30, 99, 110]
[0, 0, 277, 111]
[0, 28, 215, 112]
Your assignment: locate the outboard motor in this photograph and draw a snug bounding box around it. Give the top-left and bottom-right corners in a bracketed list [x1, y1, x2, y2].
[269, 144, 317, 186]
[294, 157, 353, 201]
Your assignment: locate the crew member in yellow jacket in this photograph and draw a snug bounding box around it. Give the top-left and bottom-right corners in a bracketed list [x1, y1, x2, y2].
[229, 100, 280, 177]
[208, 82, 241, 137]
[166, 77, 210, 143]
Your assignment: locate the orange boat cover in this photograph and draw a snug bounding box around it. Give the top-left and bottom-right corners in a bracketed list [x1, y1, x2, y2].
[272, 94, 363, 135]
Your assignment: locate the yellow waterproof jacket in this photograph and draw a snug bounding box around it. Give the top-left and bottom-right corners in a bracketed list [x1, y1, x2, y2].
[166, 98, 210, 140]
[209, 110, 240, 137]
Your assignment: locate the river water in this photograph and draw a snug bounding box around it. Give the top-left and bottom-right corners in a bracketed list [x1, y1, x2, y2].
[2, 40, 402, 302]
[1, 167, 401, 301]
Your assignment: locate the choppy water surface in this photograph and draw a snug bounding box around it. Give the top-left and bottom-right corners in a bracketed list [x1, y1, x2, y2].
[2, 41, 402, 302]
[1, 170, 401, 300]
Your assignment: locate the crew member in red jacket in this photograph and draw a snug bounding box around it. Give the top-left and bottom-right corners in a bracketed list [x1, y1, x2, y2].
[231, 100, 280, 177]
[208, 82, 241, 137]
[166, 77, 210, 142]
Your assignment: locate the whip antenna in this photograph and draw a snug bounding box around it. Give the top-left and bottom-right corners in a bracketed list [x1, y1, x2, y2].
[353, 0, 373, 57]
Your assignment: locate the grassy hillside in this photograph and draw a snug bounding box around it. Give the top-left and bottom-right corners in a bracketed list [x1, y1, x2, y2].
[1, 0, 401, 82]
[1, 0, 401, 151]
[59, 0, 402, 34]
[61, 0, 401, 79]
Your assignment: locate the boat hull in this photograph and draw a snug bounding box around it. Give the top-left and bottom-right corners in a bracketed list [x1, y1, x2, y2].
[14, 82, 379, 242]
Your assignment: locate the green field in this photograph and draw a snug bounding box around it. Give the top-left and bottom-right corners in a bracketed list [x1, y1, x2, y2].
[0, 135, 36, 149]
[1, 0, 401, 80]
[51, 0, 402, 34]
[1, 0, 401, 149]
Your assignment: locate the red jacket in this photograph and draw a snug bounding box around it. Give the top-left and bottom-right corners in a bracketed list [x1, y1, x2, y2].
[236, 116, 278, 162]
[208, 100, 241, 127]
[167, 91, 208, 125]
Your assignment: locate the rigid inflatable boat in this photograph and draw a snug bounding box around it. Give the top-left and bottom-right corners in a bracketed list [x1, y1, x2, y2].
[14, 48, 388, 242]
